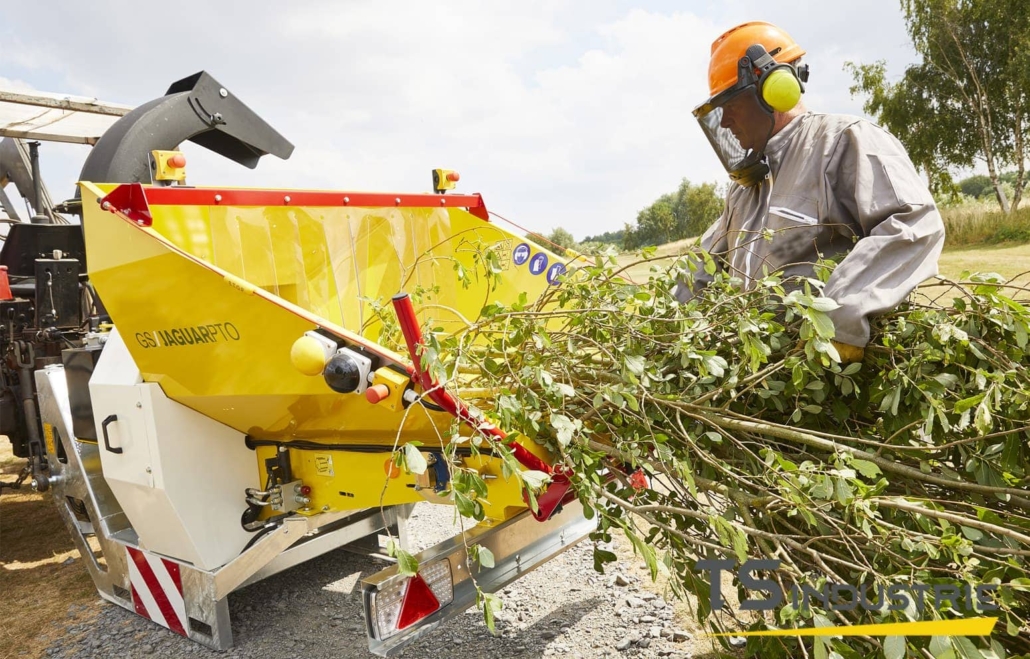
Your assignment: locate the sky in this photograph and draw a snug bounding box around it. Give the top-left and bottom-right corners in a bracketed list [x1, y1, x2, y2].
[0, 0, 919, 240]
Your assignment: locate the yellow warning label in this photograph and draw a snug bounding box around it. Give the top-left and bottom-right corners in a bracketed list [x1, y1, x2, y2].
[315, 454, 334, 477]
[43, 423, 57, 456]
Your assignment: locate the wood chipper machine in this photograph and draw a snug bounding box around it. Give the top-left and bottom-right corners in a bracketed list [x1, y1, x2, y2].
[0, 72, 594, 655]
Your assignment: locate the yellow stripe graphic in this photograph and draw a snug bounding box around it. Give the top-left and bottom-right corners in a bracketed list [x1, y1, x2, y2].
[710, 617, 997, 637]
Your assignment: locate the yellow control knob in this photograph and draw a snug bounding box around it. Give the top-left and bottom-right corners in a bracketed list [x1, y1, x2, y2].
[291, 335, 330, 376]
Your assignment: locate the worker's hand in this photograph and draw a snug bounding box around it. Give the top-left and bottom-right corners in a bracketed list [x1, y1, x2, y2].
[831, 340, 865, 364]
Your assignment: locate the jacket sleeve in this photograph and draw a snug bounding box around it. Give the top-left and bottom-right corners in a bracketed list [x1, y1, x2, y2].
[672, 199, 731, 303]
[821, 121, 945, 347]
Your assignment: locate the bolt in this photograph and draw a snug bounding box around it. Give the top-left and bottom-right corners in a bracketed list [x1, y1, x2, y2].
[395, 197, 401, 205]
[101, 201, 111, 211]
[136, 402, 142, 408]
[214, 194, 222, 203]
[343, 196, 350, 204]
[284, 195, 291, 204]
[440, 198, 446, 205]
[145, 467, 152, 473]
[283, 527, 289, 535]
[213, 112, 223, 123]
[219, 87, 228, 98]
[322, 505, 330, 512]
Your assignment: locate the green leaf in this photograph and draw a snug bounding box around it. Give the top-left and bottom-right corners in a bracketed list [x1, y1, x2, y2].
[960, 526, 984, 541]
[551, 414, 576, 447]
[480, 591, 502, 633]
[810, 297, 841, 312]
[453, 490, 478, 518]
[477, 546, 495, 569]
[975, 399, 994, 435]
[521, 470, 551, 491]
[955, 393, 986, 414]
[624, 354, 646, 375]
[952, 636, 984, 659]
[593, 549, 617, 572]
[555, 382, 575, 397]
[403, 443, 428, 475]
[842, 362, 862, 376]
[731, 526, 749, 563]
[814, 637, 828, 659]
[624, 526, 658, 580]
[396, 549, 419, 577]
[929, 636, 952, 658]
[703, 251, 716, 275]
[702, 355, 728, 378]
[809, 310, 836, 339]
[883, 635, 906, 659]
[851, 459, 882, 479]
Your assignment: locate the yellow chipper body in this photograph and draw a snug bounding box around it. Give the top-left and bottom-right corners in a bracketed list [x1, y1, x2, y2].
[42, 178, 591, 655]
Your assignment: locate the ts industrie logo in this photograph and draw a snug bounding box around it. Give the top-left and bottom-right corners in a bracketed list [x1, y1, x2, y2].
[697, 560, 998, 637]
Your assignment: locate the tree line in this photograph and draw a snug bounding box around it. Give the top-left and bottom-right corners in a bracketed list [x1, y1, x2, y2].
[847, 0, 1028, 212]
[530, 178, 724, 255]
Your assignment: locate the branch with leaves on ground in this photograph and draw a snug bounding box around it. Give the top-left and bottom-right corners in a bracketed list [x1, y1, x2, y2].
[385, 246, 1030, 659]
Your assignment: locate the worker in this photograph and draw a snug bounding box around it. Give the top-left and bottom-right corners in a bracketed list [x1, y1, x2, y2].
[673, 21, 945, 363]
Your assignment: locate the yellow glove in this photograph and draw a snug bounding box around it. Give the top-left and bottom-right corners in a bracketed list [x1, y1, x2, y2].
[832, 340, 865, 364]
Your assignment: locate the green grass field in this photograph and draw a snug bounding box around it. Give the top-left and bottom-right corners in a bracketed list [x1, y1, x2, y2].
[613, 238, 1030, 285]
[610, 201, 1030, 283]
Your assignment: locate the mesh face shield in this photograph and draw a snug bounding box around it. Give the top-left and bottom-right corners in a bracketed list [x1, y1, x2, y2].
[694, 84, 776, 187]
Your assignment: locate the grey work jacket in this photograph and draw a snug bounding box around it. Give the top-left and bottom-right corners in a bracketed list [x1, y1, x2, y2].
[674, 112, 945, 347]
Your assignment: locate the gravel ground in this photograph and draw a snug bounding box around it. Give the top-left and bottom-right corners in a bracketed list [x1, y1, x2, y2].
[39, 503, 716, 659]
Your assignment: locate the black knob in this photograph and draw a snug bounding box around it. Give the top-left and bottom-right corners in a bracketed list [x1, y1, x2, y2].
[323, 353, 361, 393]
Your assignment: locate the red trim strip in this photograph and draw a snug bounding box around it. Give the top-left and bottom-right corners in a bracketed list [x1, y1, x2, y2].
[130, 584, 150, 620]
[163, 559, 183, 594]
[127, 547, 187, 636]
[106, 184, 490, 218]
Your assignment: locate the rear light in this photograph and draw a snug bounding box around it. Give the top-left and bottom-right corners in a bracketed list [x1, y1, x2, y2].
[370, 560, 454, 639]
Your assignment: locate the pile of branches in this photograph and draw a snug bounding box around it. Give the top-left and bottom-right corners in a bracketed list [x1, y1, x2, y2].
[417, 251, 1030, 659]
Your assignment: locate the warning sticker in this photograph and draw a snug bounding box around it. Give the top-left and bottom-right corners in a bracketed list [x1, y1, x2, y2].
[315, 454, 335, 477]
[529, 253, 549, 276]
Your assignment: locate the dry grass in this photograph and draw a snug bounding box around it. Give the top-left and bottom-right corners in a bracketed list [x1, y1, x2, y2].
[941, 203, 1030, 247]
[0, 442, 99, 659]
[614, 228, 1030, 286]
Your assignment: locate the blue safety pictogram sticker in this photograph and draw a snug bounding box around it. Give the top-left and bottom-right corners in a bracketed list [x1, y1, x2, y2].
[546, 263, 566, 285]
[529, 253, 549, 275]
[512, 243, 531, 266]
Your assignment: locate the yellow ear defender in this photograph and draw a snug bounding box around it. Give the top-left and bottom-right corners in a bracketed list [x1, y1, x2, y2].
[743, 44, 808, 113]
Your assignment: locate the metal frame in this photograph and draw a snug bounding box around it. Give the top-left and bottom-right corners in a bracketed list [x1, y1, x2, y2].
[361, 498, 595, 657]
[35, 362, 412, 651]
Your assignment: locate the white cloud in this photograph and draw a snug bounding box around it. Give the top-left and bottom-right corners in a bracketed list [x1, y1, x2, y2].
[0, 1, 922, 239]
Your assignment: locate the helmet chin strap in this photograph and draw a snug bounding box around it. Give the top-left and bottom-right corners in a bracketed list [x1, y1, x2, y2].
[729, 111, 776, 187]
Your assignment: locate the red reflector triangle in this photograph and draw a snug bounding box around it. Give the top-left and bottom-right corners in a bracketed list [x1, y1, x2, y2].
[397, 574, 441, 630]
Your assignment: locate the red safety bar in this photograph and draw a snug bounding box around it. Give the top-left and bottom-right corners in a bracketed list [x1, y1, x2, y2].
[99, 183, 491, 223]
[391, 293, 574, 521]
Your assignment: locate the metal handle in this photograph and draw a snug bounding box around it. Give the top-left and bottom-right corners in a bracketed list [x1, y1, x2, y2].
[101, 414, 122, 454]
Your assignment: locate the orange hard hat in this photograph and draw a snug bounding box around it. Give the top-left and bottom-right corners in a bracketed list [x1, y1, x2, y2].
[707, 22, 805, 97]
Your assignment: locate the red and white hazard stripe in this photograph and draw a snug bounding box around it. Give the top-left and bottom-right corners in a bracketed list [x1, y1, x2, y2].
[125, 546, 187, 636]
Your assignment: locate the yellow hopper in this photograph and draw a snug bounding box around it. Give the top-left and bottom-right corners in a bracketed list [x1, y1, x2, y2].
[80, 182, 573, 522]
